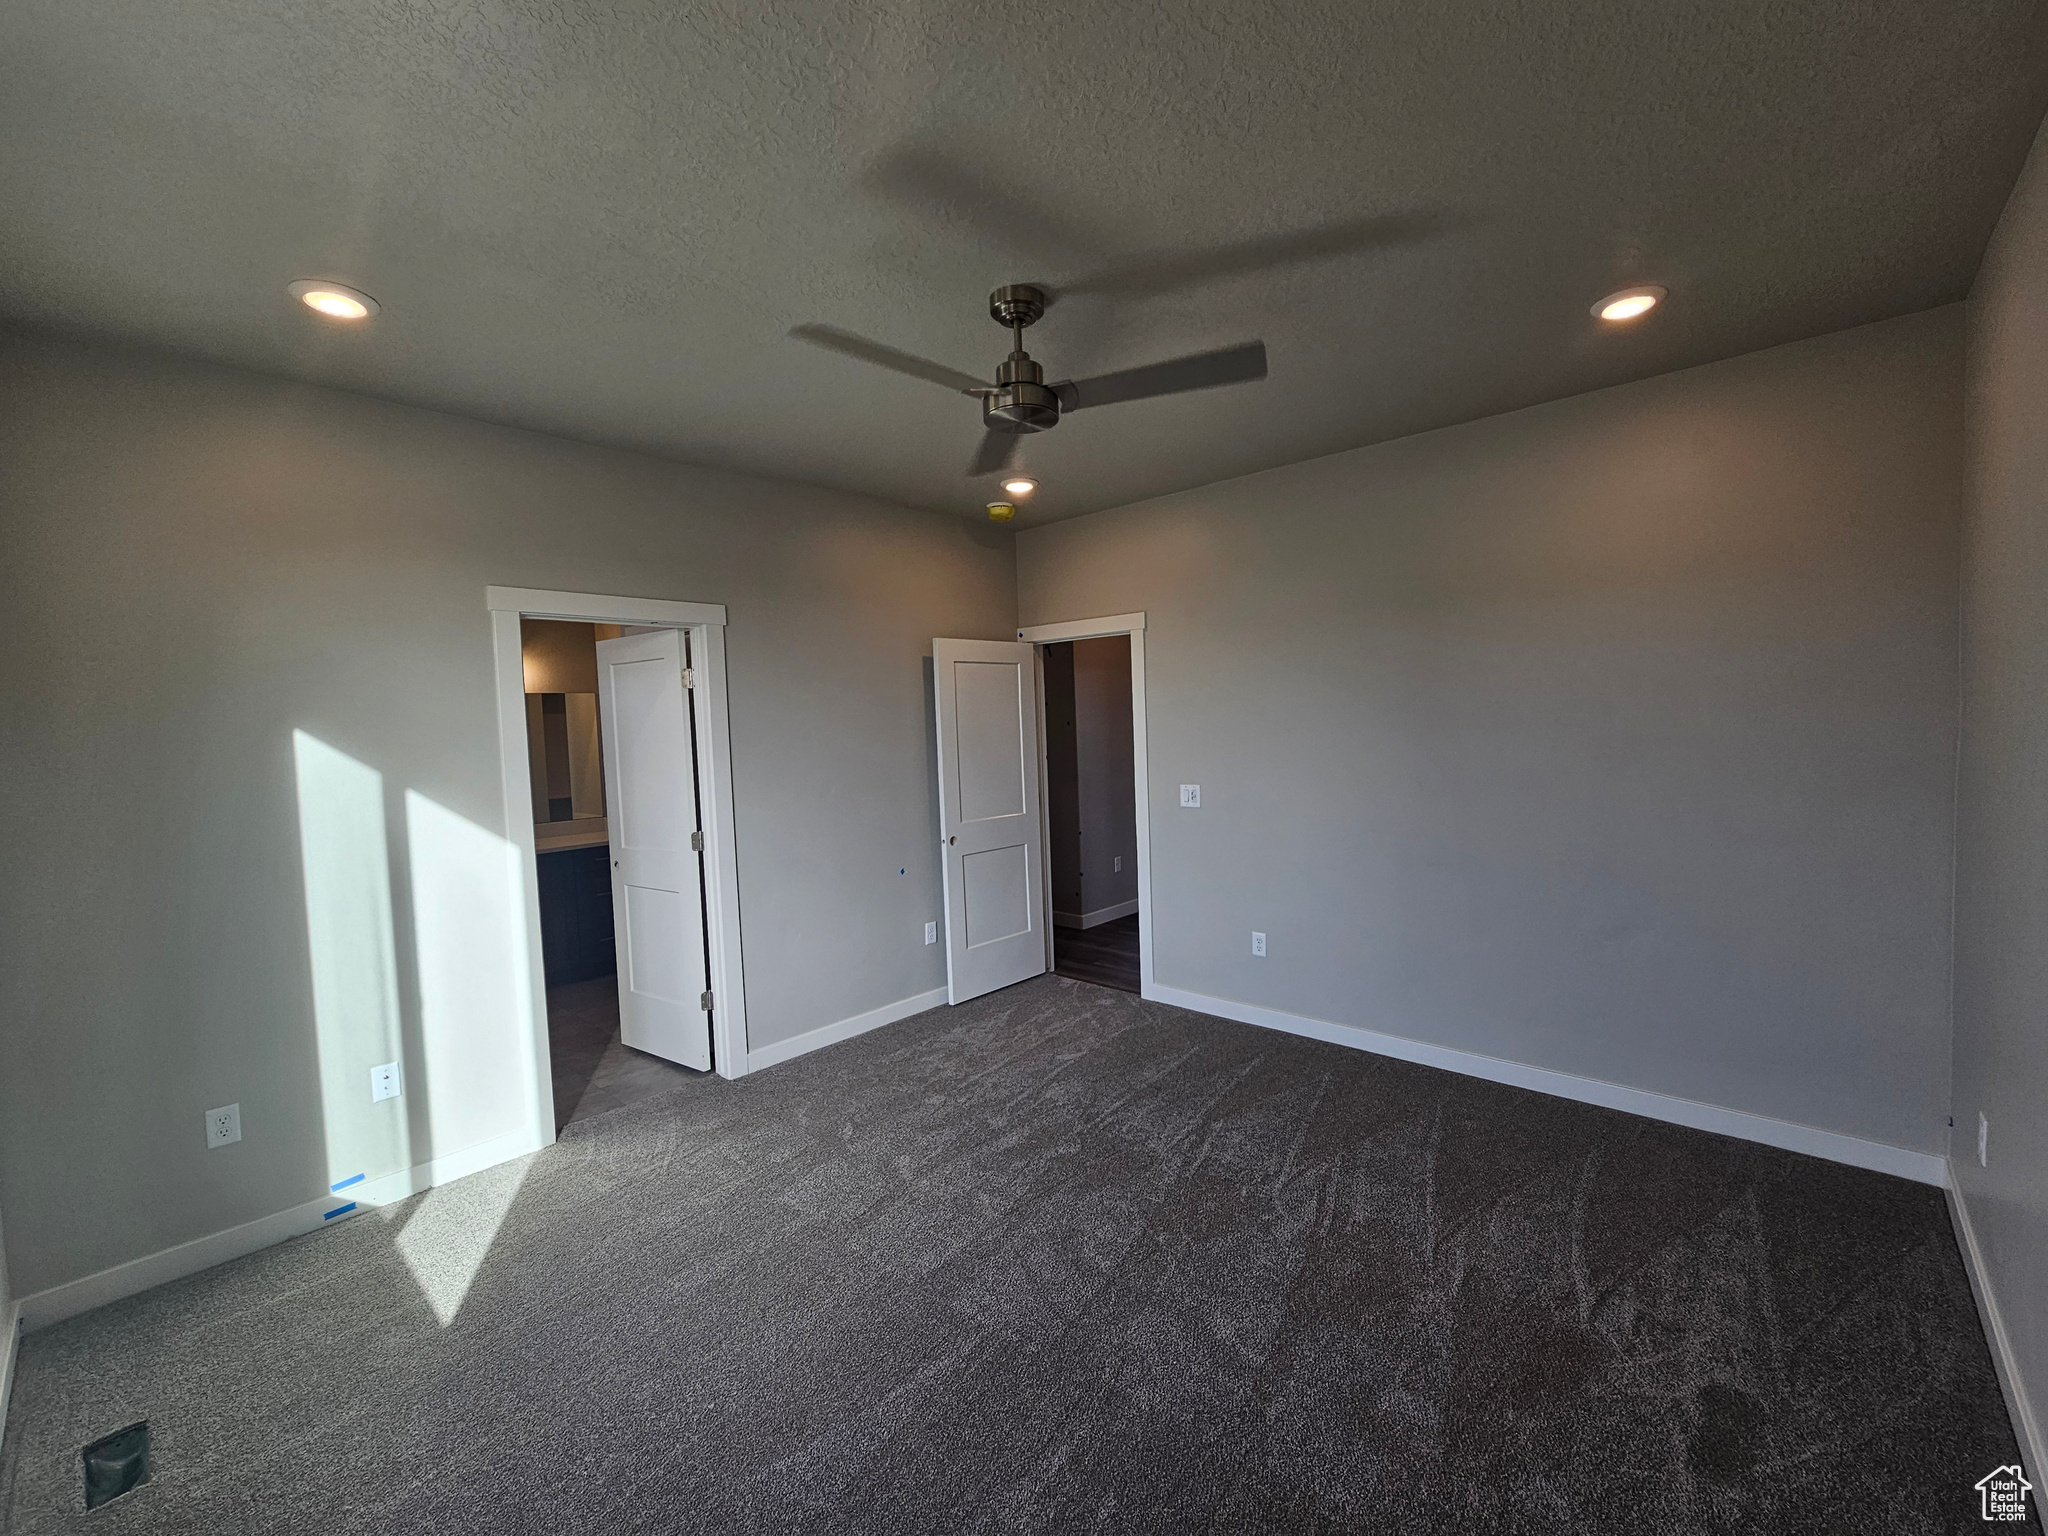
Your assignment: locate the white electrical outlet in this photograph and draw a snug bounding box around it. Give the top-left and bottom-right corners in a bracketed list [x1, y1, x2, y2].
[1180, 784, 1201, 808]
[924, 921, 938, 945]
[370, 1061, 403, 1103]
[1114, 856, 1123, 872]
[205, 1103, 241, 1149]
[1979, 1111, 1989, 1168]
[1252, 931, 1267, 957]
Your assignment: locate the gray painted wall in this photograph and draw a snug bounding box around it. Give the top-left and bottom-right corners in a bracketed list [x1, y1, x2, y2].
[0, 330, 1014, 1297]
[1019, 308, 1964, 1153]
[1954, 117, 2048, 1458]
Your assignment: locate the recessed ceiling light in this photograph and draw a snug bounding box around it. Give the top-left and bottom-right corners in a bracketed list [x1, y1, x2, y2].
[288, 279, 379, 321]
[1001, 477, 1038, 497]
[1594, 285, 1665, 322]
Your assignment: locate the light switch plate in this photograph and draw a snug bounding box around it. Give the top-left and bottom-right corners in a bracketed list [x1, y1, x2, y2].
[371, 1061, 403, 1103]
[205, 1103, 241, 1149]
[1179, 784, 1201, 808]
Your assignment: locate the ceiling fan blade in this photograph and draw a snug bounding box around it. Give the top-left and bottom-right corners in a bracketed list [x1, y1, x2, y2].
[1060, 213, 1445, 301]
[858, 143, 1102, 268]
[788, 324, 987, 395]
[858, 142, 1441, 308]
[968, 428, 1023, 478]
[1056, 342, 1268, 412]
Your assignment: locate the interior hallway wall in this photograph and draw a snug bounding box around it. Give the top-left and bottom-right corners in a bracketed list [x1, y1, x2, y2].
[520, 618, 601, 694]
[1044, 639, 1139, 926]
[0, 329, 1014, 1299]
[1018, 307, 1963, 1155]
[1068, 637, 1138, 922]
[1953, 113, 2048, 1467]
[1043, 643, 1082, 919]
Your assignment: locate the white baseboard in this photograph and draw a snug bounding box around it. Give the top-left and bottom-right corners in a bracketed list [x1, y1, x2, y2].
[17, 1124, 549, 1332]
[1144, 982, 1948, 1187]
[352, 1124, 548, 1208]
[18, 1193, 344, 1331]
[746, 985, 948, 1073]
[1947, 1166, 2046, 1480]
[0, 1299, 19, 1460]
[1053, 898, 1140, 931]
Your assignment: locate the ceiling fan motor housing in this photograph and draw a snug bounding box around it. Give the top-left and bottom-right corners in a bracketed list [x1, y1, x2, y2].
[984, 284, 1060, 433]
[983, 366, 1061, 433]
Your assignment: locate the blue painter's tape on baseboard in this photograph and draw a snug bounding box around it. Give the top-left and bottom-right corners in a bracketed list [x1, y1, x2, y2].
[329, 1174, 365, 1192]
[322, 1203, 357, 1220]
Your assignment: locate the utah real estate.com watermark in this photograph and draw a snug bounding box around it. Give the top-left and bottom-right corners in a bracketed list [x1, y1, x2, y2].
[1975, 1464, 2031, 1523]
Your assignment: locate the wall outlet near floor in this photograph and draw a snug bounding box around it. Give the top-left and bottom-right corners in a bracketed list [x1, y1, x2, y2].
[370, 1060, 403, 1103]
[1114, 856, 1123, 872]
[205, 1103, 241, 1149]
[1252, 931, 1267, 957]
[1978, 1110, 1989, 1168]
[924, 921, 938, 946]
[1179, 784, 1201, 808]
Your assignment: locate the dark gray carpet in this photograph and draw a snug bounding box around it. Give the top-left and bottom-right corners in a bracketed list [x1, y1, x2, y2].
[0, 978, 2027, 1533]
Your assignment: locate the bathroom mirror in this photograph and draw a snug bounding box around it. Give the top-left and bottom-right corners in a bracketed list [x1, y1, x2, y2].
[527, 692, 605, 822]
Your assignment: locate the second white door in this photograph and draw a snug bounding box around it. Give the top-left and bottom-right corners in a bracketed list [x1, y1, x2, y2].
[933, 638, 1047, 1003]
[596, 628, 712, 1069]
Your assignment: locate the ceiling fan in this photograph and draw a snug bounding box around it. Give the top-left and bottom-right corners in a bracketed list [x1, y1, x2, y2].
[791, 284, 1268, 478]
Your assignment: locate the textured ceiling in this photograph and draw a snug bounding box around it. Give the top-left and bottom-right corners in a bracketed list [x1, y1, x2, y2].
[4, 1, 2046, 526]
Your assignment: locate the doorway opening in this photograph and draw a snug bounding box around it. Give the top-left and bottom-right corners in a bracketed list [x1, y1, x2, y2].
[928, 612, 1148, 1008]
[1041, 636, 1140, 993]
[489, 586, 750, 1152]
[521, 618, 709, 1128]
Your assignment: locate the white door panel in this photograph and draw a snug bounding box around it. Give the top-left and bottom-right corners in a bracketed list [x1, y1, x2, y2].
[623, 884, 693, 1002]
[953, 661, 1029, 821]
[934, 639, 1047, 1003]
[610, 655, 692, 851]
[597, 629, 712, 1069]
[962, 843, 1032, 946]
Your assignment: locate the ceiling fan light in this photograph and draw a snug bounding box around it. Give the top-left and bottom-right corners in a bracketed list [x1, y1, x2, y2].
[1001, 477, 1038, 496]
[288, 278, 380, 320]
[1594, 285, 1664, 322]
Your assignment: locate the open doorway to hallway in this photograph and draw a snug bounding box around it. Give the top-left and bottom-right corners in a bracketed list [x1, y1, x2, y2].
[521, 619, 703, 1127]
[1042, 636, 1140, 993]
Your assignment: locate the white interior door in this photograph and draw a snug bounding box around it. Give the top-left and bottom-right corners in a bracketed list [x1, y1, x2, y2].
[596, 629, 711, 1069]
[933, 639, 1047, 1004]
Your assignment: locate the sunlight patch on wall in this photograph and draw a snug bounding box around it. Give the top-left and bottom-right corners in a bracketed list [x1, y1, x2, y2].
[394, 1154, 532, 1326]
[292, 731, 411, 1192]
[403, 790, 541, 1162]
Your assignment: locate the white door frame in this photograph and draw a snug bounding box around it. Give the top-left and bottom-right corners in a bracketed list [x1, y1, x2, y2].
[487, 586, 752, 1151]
[1015, 612, 1153, 998]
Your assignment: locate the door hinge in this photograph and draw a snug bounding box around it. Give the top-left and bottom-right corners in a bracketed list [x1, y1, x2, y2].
[699, 990, 714, 1011]
[690, 830, 703, 852]
[681, 668, 695, 689]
